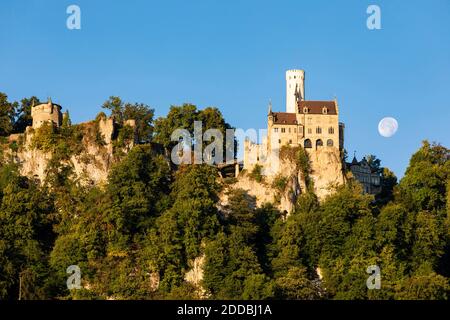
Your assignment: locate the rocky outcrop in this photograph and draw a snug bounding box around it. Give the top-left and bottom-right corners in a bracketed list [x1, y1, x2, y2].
[3, 118, 136, 186]
[220, 147, 345, 214]
[184, 255, 208, 298]
[308, 147, 345, 200]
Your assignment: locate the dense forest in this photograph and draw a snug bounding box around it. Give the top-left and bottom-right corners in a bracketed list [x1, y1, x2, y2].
[0, 92, 449, 300]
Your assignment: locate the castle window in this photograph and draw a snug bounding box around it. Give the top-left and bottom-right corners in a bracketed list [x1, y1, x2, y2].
[304, 139, 312, 148]
[278, 139, 281, 144]
[316, 139, 323, 148]
[288, 128, 291, 133]
[303, 107, 309, 113]
[308, 128, 312, 134]
[294, 128, 297, 133]
[289, 139, 292, 144]
[274, 128, 279, 133]
[328, 127, 335, 134]
[322, 107, 328, 114]
[327, 139, 334, 147]
[316, 127, 322, 134]
[281, 128, 286, 133]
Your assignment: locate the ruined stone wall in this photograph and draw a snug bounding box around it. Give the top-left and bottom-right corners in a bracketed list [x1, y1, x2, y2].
[31, 102, 62, 129]
[3, 117, 137, 186]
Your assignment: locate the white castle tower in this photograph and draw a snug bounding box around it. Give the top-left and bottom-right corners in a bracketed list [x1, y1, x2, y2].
[286, 69, 305, 113]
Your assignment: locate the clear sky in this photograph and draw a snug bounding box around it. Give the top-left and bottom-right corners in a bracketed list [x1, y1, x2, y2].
[1, 0, 449, 177]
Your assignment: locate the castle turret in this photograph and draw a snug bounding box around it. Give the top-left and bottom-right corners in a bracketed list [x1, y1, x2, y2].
[286, 69, 305, 113]
[31, 97, 63, 129]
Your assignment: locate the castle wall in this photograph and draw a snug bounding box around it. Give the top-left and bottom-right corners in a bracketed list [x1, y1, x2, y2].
[31, 103, 62, 129]
[267, 113, 340, 151]
[299, 113, 340, 149]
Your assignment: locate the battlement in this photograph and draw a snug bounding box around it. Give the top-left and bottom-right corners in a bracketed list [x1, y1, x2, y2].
[31, 100, 63, 129]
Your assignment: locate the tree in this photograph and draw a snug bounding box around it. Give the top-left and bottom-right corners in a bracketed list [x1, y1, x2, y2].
[102, 96, 124, 121]
[275, 266, 320, 300]
[242, 274, 275, 300]
[0, 93, 16, 136]
[395, 269, 449, 300]
[366, 154, 382, 174]
[376, 167, 397, 205]
[154, 104, 199, 151]
[203, 190, 263, 299]
[397, 141, 450, 212]
[168, 165, 221, 260]
[410, 211, 446, 271]
[102, 96, 155, 143]
[271, 213, 308, 276]
[106, 145, 171, 239]
[14, 96, 40, 133]
[123, 102, 154, 143]
[0, 174, 54, 299]
[154, 104, 235, 160]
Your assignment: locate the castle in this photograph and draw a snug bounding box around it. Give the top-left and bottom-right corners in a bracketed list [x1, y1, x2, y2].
[244, 69, 345, 174]
[242, 69, 383, 198]
[346, 155, 381, 194]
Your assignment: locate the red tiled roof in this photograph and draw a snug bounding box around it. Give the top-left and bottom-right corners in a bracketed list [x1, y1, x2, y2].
[271, 112, 298, 125]
[298, 101, 337, 115]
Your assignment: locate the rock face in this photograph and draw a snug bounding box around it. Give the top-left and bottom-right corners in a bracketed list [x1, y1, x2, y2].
[185, 255, 205, 287]
[308, 147, 345, 200]
[184, 255, 208, 298]
[221, 147, 345, 214]
[4, 118, 136, 185]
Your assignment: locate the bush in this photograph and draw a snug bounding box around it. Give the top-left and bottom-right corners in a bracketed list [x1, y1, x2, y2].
[249, 164, 264, 183]
[272, 174, 288, 193]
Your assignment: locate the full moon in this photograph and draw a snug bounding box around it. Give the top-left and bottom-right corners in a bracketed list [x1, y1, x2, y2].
[378, 117, 398, 138]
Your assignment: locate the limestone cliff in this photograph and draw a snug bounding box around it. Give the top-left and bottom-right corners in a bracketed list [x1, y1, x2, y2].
[221, 146, 345, 214]
[308, 147, 346, 200]
[2, 117, 135, 185]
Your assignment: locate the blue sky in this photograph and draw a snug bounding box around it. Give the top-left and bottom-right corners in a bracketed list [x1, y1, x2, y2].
[1, 0, 449, 177]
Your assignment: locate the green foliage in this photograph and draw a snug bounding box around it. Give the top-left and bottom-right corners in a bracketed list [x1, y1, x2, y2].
[397, 141, 450, 211]
[395, 271, 449, 300]
[30, 122, 84, 160]
[0, 93, 449, 301]
[249, 164, 263, 183]
[271, 174, 288, 193]
[242, 274, 275, 300]
[0, 173, 55, 299]
[14, 96, 40, 133]
[0, 93, 16, 136]
[203, 189, 264, 299]
[102, 96, 154, 143]
[274, 266, 320, 300]
[376, 167, 397, 205]
[279, 145, 312, 189]
[153, 104, 235, 160]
